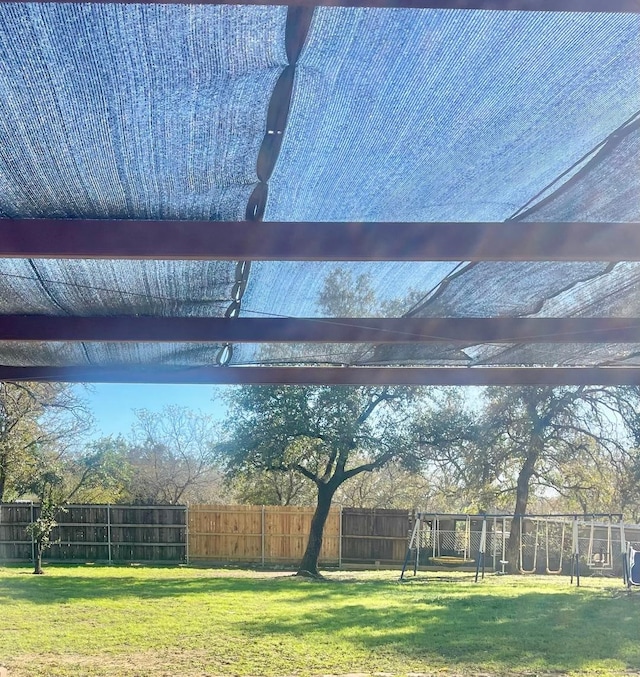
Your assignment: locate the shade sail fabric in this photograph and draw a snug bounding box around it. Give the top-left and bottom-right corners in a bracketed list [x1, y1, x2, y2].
[0, 259, 236, 317]
[517, 122, 640, 223]
[0, 341, 224, 366]
[241, 261, 461, 319]
[0, 5, 639, 374]
[466, 343, 640, 367]
[232, 341, 469, 367]
[0, 3, 287, 219]
[266, 8, 640, 223]
[408, 262, 612, 319]
[0, 341, 89, 367]
[1, 340, 634, 369]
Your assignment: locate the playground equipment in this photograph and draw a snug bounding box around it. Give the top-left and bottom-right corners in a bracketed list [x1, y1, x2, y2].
[569, 517, 581, 586]
[545, 519, 566, 574]
[620, 522, 640, 589]
[519, 517, 539, 574]
[400, 513, 481, 580]
[587, 518, 613, 571]
[624, 542, 640, 588]
[474, 517, 487, 583]
[400, 512, 627, 584]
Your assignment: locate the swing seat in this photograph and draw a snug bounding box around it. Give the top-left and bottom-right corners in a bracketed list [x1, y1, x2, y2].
[429, 556, 476, 567]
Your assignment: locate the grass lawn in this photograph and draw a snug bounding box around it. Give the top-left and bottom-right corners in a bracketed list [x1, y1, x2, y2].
[1, 565, 639, 677]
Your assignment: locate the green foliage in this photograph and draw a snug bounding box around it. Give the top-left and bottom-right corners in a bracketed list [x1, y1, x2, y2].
[63, 436, 133, 504]
[412, 386, 640, 518]
[224, 385, 429, 573]
[24, 502, 61, 560]
[317, 268, 378, 316]
[334, 459, 436, 509]
[0, 382, 92, 502]
[23, 460, 67, 574]
[224, 385, 423, 486]
[229, 466, 316, 506]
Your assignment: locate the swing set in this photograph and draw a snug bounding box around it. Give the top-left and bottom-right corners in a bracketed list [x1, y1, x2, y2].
[517, 514, 623, 585]
[400, 512, 624, 586]
[621, 523, 640, 589]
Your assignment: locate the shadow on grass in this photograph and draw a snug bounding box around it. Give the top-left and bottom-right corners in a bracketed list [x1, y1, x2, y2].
[0, 567, 354, 604]
[240, 586, 640, 673]
[3, 567, 640, 673]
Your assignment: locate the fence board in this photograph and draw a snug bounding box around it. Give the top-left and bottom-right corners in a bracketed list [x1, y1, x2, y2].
[0, 503, 186, 562]
[188, 505, 340, 564]
[341, 508, 410, 564]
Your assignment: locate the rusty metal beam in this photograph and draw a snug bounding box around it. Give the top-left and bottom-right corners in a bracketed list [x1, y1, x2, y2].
[1, 219, 640, 261]
[0, 0, 636, 11]
[1, 315, 640, 343]
[0, 366, 638, 385]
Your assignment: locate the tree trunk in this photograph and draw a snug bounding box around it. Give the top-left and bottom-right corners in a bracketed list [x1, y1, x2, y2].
[33, 541, 44, 575]
[297, 483, 335, 577]
[506, 450, 538, 573]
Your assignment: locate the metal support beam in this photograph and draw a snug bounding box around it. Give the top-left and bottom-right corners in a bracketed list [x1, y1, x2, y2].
[1, 219, 640, 261]
[1, 315, 640, 343]
[0, 0, 636, 11]
[0, 366, 638, 385]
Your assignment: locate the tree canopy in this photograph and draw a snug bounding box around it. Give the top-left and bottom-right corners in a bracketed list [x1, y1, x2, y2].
[223, 384, 426, 575]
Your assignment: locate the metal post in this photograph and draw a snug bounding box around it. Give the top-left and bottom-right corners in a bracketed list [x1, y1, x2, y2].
[570, 516, 580, 586]
[501, 517, 507, 573]
[185, 503, 189, 565]
[107, 504, 112, 565]
[519, 515, 524, 571]
[414, 513, 421, 574]
[432, 515, 437, 559]
[261, 505, 265, 567]
[30, 501, 35, 563]
[492, 516, 497, 570]
[481, 518, 487, 580]
[620, 520, 627, 585]
[475, 517, 487, 583]
[465, 515, 471, 560]
[400, 515, 420, 581]
[575, 518, 581, 587]
[338, 504, 343, 569]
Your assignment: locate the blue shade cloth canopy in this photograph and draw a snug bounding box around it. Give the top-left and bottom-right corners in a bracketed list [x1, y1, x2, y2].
[0, 4, 639, 377]
[0, 341, 224, 367]
[266, 7, 640, 223]
[0, 3, 287, 219]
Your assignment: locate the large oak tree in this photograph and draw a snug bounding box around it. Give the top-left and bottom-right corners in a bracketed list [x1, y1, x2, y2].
[417, 386, 640, 572]
[223, 385, 424, 576]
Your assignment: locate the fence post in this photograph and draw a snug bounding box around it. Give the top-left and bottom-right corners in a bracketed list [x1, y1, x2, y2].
[185, 503, 190, 564]
[30, 501, 35, 562]
[261, 506, 266, 567]
[107, 504, 112, 565]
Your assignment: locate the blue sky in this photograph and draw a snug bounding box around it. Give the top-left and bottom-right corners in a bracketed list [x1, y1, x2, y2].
[79, 384, 229, 438]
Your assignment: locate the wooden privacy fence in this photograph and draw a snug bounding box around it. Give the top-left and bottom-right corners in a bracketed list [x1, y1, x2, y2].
[341, 508, 410, 564]
[0, 503, 412, 566]
[0, 503, 186, 562]
[188, 505, 342, 564]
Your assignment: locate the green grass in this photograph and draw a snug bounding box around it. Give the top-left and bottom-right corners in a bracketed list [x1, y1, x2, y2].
[1, 565, 639, 677]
